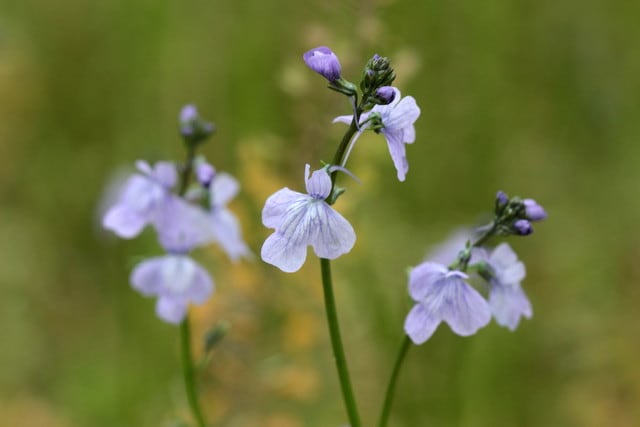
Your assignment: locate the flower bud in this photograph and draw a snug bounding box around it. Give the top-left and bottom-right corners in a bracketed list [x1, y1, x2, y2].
[196, 162, 216, 187]
[523, 198, 547, 221]
[496, 191, 508, 208]
[179, 104, 215, 145]
[303, 46, 341, 82]
[375, 86, 396, 104]
[361, 54, 396, 94]
[513, 219, 533, 236]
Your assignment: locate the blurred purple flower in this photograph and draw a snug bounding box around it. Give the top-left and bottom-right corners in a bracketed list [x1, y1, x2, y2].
[303, 46, 342, 82]
[207, 172, 251, 261]
[334, 87, 420, 181]
[130, 254, 213, 324]
[102, 161, 177, 238]
[484, 243, 532, 330]
[404, 262, 491, 344]
[261, 164, 355, 273]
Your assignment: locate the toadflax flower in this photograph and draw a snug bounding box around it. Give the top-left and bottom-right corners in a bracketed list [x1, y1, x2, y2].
[103, 160, 177, 238]
[131, 254, 213, 324]
[483, 243, 532, 331]
[303, 46, 342, 82]
[261, 164, 356, 273]
[334, 87, 420, 181]
[404, 262, 491, 344]
[130, 198, 217, 324]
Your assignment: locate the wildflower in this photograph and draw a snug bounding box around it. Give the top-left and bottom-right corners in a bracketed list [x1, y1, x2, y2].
[334, 87, 420, 181]
[404, 262, 491, 344]
[484, 243, 532, 330]
[130, 254, 213, 324]
[303, 46, 342, 82]
[261, 164, 356, 273]
[130, 198, 217, 324]
[102, 160, 177, 238]
[207, 171, 251, 261]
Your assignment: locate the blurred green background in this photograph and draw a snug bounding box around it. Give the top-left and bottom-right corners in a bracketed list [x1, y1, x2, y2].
[1, 0, 639, 426]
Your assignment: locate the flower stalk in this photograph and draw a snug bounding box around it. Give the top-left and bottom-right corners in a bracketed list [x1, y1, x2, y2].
[320, 258, 362, 427]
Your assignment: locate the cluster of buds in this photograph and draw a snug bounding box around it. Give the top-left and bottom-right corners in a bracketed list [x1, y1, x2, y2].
[494, 191, 548, 236]
[360, 54, 396, 102]
[179, 105, 216, 146]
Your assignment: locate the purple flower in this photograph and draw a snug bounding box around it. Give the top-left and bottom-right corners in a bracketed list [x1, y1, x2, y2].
[513, 219, 533, 235]
[404, 262, 491, 344]
[130, 254, 214, 324]
[261, 164, 356, 273]
[523, 198, 547, 221]
[485, 243, 532, 330]
[375, 86, 396, 104]
[303, 46, 342, 82]
[102, 161, 177, 238]
[207, 172, 251, 261]
[334, 87, 420, 181]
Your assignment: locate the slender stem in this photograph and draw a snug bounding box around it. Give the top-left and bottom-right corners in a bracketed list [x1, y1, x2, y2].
[178, 144, 196, 195]
[377, 336, 412, 427]
[330, 115, 361, 188]
[472, 221, 497, 248]
[181, 317, 207, 427]
[177, 143, 207, 426]
[320, 258, 362, 427]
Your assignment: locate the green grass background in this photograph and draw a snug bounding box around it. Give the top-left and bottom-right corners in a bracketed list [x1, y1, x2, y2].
[1, 0, 639, 425]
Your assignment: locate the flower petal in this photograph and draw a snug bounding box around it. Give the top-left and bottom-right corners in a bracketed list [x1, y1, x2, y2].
[383, 96, 421, 131]
[309, 203, 356, 259]
[211, 209, 251, 261]
[151, 161, 178, 188]
[437, 277, 491, 336]
[489, 283, 532, 331]
[155, 296, 188, 324]
[408, 262, 449, 301]
[489, 243, 526, 284]
[211, 172, 239, 207]
[332, 114, 354, 125]
[261, 232, 308, 273]
[262, 188, 309, 229]
[154, 195, 217, 252]
[305, 166, 332, 200]
[383, 129, 410, 181]
[130, 257, 165, 296]
[404, 303, 441, 344]
[103, 204, 148, 238]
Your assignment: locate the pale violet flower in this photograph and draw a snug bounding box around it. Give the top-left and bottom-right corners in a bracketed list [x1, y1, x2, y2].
[404, 262, 491, 344]
[207, 172, 251, 261]
[334, 87, 420, 181]
[131, 200, 217, 324]
[131, 254, 213, 324]
[261, 164, 356, 273]
[484, 243, 532, 330]
[102, 161, 177, 238]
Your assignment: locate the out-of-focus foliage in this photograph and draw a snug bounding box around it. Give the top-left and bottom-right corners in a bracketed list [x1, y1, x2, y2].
[1, 0, 639, 426]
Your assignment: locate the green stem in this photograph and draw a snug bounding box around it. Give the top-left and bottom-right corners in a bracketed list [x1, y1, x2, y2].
[181, 317, 207, 427]
[176, 143, 207, 426]
[320, 258, 362, 427]
[377, 336, 412, 427]
[329, 114, 361, 188]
